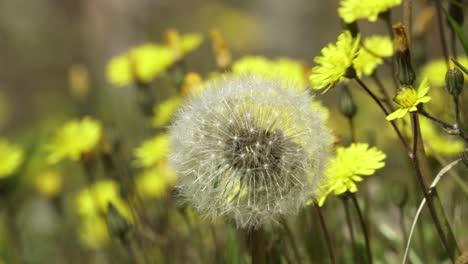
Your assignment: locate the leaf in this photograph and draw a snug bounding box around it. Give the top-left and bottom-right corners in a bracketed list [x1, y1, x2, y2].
[443, 8, 468, 56]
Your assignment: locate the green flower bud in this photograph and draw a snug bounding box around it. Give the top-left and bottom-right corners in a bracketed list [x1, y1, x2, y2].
[393, 23, 416, 86]
[445, 68, 464, 98]
[339, 85, 357, 118]
[106, 202, 131, 240]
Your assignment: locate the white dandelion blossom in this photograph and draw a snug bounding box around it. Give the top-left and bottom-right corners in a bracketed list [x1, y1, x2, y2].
[169, 74, 332, 228]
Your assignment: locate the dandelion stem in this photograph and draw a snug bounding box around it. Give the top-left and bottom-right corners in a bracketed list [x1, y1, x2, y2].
[434, 0, 451, 68]
[354, 77, 411, 155]
[342, 197, 357, 263]
[248, 228, 267, 264]
[350, 193, 373, 264]
[281, 218, 302, 263]
[314, 204, 336, 264]
[453, 97, 467, 141]
[410, 113, 461, 262]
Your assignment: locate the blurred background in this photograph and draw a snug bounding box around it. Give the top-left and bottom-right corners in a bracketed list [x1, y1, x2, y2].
[0, 0, 467, 263]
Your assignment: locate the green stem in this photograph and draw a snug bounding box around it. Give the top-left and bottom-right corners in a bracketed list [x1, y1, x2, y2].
[434, 0, 451, 68]
[354, 78, 411, 154]
[371, 73, 395, 111]
[350, 194, 373, 264]
[410, 113, 461, 262]
[342, 197, 357, 263]
[248, 228, 266, 264]
[281, 218, 302, 263]
[314, 204, 336, 264]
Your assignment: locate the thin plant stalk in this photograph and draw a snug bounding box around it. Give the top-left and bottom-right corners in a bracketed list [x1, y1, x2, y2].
[410, 113, 461, 262]
[402, 159, 461, 264]
[342, 197, 357, 263]
[350, 193, 373, 264]
[434, 0, 450, 68]
[281, 218, 302, 263]
[371, 73, 395, 111]
[248, 228, 267, 264]
[314, 204, 336, 264]
[354, 77, 412, 154]
[381, 10, 400, 90]
[403, 0, 412, 49]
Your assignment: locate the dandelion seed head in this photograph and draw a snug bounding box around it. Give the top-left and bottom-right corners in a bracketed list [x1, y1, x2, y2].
[170, 74, 332, 228]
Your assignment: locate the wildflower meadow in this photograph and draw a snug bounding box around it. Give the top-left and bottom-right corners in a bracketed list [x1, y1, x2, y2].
[0, 0, 467, 263]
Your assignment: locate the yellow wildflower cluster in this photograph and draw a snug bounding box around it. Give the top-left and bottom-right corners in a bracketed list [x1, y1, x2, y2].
[47, 117, 102, 163]
[75, 180, 131, 248]
[133, 134, 170, 168]
[107, 31, 203, 86]
[420, 57, 468, 86]
[354, 35, 393, 76]
[133, 134, 177, 199]
[152, 97, 182, 128]
[339, 0, 402, 23]
[232, 56, 309, 87]
[136, 161, 177, 199]
[318, 143, 386, 206]
[0, 138, 23, 178]
[35, 170, 63, 198]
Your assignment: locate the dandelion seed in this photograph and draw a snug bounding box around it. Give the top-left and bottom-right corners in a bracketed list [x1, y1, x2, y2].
[170, 75, 332, 228]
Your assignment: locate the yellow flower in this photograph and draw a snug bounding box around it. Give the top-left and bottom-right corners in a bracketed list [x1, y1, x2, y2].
[181, 72, 203, 96]
[318, 143, 386, 206]
[419, 118, 464, 156]
[0, 138, 23, 178]
[136, 161, 177, 198]
[420, 57, 468, 87]
[152, 97, 182, 128]
[134, 134, 170, 168]
[166, 29, 203, 60]
[232, 56, 309, 88]
[311, 101, 330, 121]
[78, 214, 110, 248]
[75, 180, 131, 248]
[386, 78, 431, 120]
[339, 0, 402, 23]
[76, 179, 130, 219]
[309, 31, 360, 92]
[47, 117, 102, 163]
[68, 64, 90, 99]
[35, 170, 63, 198]
[354, 35, 393, 76]
[106, 44, 175, 86]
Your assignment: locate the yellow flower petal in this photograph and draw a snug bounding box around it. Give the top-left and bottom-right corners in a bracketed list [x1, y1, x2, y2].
[319, 143, 386, 205]
[339, 0, 402, 23]
[309, 31, 360, 92]
[133, 134, 170, 168]
[47, 117, 102, 163]
[0, 138, 23, 178]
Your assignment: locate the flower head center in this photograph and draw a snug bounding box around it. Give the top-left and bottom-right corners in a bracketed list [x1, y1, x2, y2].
[224, 126, 291, 174]
[394, 86, 417, 108]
